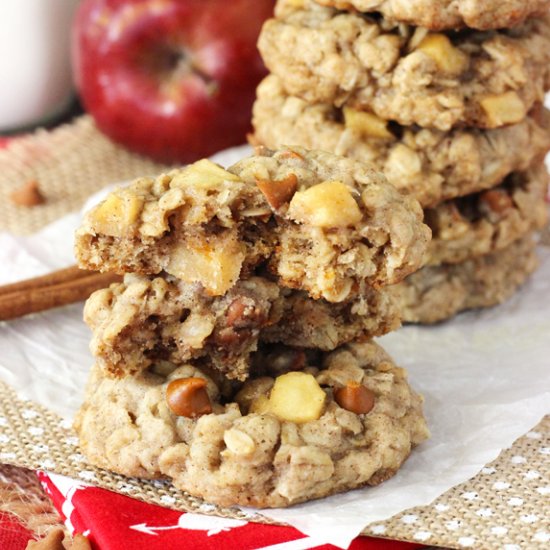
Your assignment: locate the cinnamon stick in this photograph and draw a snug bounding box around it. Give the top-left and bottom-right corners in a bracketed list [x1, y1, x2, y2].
[0, 265, 96, 297]
[0, 271, 121, 321]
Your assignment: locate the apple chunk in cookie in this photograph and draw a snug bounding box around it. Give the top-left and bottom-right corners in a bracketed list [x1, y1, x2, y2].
[75, 341, 429, 507]
[76, 147, 430, 301]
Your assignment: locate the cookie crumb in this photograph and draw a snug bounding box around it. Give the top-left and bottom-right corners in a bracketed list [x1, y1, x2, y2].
[10, 180, 46, 207]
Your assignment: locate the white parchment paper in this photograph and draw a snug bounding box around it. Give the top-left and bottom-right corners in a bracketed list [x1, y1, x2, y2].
[0, 146, 549, 549]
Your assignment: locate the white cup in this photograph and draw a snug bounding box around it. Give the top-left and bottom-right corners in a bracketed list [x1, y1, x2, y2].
[0, 0, 80, 132]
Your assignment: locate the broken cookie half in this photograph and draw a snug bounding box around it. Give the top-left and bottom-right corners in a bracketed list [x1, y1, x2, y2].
[76, 146, 430, 302]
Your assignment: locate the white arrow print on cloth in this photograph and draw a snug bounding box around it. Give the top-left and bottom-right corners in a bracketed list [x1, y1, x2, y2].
[130, 513, 327, 549]
[130, 513, 248, 536]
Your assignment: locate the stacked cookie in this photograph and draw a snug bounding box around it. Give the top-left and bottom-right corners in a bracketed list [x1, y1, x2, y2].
[74, 147, 431, 507]
[254, 0, 550, 322]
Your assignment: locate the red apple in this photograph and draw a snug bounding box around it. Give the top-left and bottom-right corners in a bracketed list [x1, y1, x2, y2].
[72, 0, 274, 163]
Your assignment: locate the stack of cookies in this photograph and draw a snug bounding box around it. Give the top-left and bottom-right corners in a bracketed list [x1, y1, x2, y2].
[254, 0, 550, 323]
[73, 147, 431, 507]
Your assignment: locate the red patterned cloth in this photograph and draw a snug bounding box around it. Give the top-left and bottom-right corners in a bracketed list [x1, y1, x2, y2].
[0, 511, 36, 550]
[37, 472, 424, 550]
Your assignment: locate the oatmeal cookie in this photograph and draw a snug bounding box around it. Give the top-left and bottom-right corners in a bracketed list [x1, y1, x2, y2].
[259, 1, 550, 130]
[75, 341, 429, 507]
[85, 273, 399, 381]
[392, 235, 538, 324]
[253, 75, 550, 207]
[76, 147, 430, 301]
[426, 164, 549, 265]
[309, 0, 550, 31]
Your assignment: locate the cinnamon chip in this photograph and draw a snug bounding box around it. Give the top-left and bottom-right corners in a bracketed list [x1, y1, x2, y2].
[257, 173, 298, 209]
[10, 180, 46, 207]
[166, 377, 212, 418]
[335, 382, 375, 415]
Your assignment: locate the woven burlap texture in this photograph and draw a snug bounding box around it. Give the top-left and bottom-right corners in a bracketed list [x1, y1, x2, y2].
[0, 116, 172, 235]
[0, 381, 548, 549]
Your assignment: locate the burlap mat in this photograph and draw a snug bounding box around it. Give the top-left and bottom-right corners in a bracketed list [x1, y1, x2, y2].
[1, 117, 549, 548]
[0, 115, 172, 235]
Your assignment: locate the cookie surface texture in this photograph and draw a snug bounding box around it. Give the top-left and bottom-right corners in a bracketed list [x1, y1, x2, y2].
[392, 235, 539, 324]
[425, 165, 549, 266]
[310, 0, 550, 30]
[259, 2, 550, 130]
[75, 341, 429, 507]
[253, 75, 550, 207]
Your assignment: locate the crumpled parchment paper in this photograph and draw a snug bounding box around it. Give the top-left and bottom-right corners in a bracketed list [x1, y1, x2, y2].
[0, 146, 549, 549]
